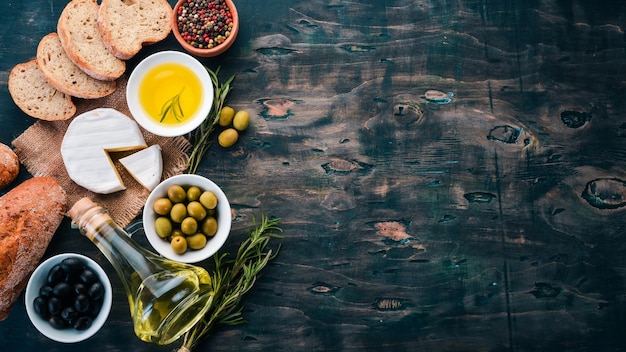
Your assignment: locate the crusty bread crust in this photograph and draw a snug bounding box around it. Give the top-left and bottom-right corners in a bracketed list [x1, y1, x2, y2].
[0, 143, 19, 190]
[0, 177, 67, 321]
[98, 0, 172, 60]
[57, 0, 126, 81]
[37, 33, 117, 99]
[8, 60, 77, 121]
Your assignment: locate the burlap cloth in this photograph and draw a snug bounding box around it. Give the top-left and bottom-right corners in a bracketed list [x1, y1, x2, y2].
[12, 77, 191, 227]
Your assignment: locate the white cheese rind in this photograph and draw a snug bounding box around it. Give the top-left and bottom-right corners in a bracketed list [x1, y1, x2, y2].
[61, 108, 147, 194]
[119, 144, 163, 191]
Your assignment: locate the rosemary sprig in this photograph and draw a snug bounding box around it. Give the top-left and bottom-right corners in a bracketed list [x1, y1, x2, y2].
[160, 87, 185, 122]
[186, 67, 235, 174]
[176, 214, 282, 352]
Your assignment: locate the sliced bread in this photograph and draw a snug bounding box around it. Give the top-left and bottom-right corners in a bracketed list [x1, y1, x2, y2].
[8, 60, 76, 121]
[98, 0, 172, 60]
[37, 33, 117, 99]
[57, 0, 125, 81]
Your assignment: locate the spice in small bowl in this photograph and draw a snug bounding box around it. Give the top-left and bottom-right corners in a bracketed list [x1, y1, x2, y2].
[171, 0, 239, 57]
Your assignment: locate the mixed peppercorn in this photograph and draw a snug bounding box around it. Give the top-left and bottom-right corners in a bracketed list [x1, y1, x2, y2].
[176, 0, 234, 49]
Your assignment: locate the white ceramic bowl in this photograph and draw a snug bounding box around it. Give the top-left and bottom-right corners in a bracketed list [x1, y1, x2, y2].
[143, 174, 232, 263]
[25, 253, 112, 343]
[126, 50, 214, 137]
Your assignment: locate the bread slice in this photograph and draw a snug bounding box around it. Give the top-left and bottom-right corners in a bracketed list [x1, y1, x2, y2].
[37, 33, 117, 99]
[98, 0, 172, 60]
[0, 177, 67, 321]
[8, 60, 76, 121]
[57, 0, 125, 81]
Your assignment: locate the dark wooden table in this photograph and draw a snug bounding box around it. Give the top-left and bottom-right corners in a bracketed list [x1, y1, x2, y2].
[2, 0, 626, 351]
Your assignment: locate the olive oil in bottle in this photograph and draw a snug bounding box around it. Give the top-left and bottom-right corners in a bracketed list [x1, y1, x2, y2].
[69, 198, 212, 345]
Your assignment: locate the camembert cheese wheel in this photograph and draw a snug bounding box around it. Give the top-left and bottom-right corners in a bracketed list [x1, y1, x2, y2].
[119, 145, 163, 191]
[61, 108, 147, 194]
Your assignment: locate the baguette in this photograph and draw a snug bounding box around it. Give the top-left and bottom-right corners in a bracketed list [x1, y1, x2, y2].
[0, 177, 67, 321]
[8, 60, 77, 121]
[57, 0, 125, 81]
[98, 0, 172, 60]
[0, 143, 19, 190]
[37, 33, 117, 99]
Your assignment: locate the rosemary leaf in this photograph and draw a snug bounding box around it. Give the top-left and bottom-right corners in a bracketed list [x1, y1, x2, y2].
[186, 67, 235, 174]
[160, 87, 186, 123]
[176, 214, 282, 352]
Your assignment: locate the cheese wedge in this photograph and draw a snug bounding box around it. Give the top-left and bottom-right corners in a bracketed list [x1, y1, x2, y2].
[119, 145, 163, 191]
[61, 108, 147, 194]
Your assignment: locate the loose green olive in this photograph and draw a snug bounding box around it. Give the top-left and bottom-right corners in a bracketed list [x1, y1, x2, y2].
[167, 185, 187, 203]
[181, 217, 198, 235]
[187, 201, 207, 221]
[153, 198, 173, 216]
[202, 216, 218, 237]
[170, 203, 188, 223]
[218, 128, 239, 148]
[233, 110, 250, 131]
[187, 233, 207, 250]
[186, 186, 202, 202]
[171, 236, 187, 254]
[154, 217, 173, 238]
[218, 106, 235, 127]
[199, 191, 218, 210]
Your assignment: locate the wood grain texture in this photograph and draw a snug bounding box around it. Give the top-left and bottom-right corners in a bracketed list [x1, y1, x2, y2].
[1, 0, 626, 351]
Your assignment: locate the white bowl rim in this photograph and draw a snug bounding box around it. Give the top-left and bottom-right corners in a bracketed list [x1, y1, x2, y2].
[126, 50, 214, 137]
[25, 253, 113, 343]
[143, 174, 232, 263]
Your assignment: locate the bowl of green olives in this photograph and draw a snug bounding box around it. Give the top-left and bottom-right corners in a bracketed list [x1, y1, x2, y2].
[24, 253, 112, 343]
[142, 174, 232, 263]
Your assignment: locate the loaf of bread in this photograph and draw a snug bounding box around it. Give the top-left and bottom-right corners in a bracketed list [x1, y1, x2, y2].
[57, 0, 125, 81]
[37, 33, 117, 99]
[8, 60, 77, 121]
[0, 177, 67, 321]
[0, 143, 19, 190]
[98, 0, 172, 60]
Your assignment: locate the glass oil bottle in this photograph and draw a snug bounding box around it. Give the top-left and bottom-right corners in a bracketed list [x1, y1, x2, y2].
[69, 197, 212, 345]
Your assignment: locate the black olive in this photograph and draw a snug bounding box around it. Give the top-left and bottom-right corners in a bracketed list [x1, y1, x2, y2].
[38, 285, 54, 298]
[87, 282, 104, 301]
[74, 294, 90, 313]
[33, 296, 50, 319]
[61, 306, 78, 323]
[74, 282, 87, 295]
[46, 264, 64, 285]
[47, 297, 63, 316]
[79, 268, 97, 285]
[60, 257, 85, 274]
[88, 300, 102, 318]
[73, 316, 92, 330]
[52, 282, 73, 302]
[48, 315, 67, 329]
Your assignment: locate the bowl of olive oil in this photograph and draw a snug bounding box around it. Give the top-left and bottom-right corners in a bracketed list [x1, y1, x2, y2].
[126, 51, 214, 137]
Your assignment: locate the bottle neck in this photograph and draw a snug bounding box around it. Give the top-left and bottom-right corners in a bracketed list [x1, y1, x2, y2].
[69, 198, 158, 281]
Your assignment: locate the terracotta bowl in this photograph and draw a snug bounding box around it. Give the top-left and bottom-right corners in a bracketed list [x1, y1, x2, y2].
[171, 0, 239, 57]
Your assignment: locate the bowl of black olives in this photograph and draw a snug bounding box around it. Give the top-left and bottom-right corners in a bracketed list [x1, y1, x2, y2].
[25, 253, 112, 343]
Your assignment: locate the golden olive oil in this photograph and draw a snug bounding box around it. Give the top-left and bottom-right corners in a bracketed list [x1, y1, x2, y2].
[130, 269, 211, 343]
[139, 62, 203, 125]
